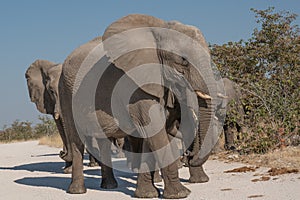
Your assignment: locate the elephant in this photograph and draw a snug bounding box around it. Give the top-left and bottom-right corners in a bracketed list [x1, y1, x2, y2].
[25, 60, 101, 171]
[221, 78, 245, 150]
[58, 14, 222, 199]
[25, 60, 72, 167]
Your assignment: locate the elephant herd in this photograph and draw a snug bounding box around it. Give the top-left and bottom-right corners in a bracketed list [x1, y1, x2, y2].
[25, 14, 245, 199]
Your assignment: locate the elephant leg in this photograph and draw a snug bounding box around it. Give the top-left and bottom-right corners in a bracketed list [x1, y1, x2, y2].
[133, 138, 160, 198]
[188, 165, 209, 183]
[98, 138, 118, 189]
[135, 171, 160, 198]
[127, 135, 143, 172]
[55, 118, 72, 163]
[88, 152, 99, 167]
[63, 161, 72, 174]
[224, 122, 236, 150]
[161, 161, 191, 198]
[67, 143, 86, 194]
[148, 132, 190, 199]
[55, 117, 73, 174]
[129, 100, 190, 198]
[153, 170, 162, 183]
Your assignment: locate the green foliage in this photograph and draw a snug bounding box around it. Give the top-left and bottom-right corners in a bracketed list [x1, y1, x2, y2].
[0, 116, 58, 142]
[35, 116, 58, 137]
[0, 120, 33, 141]
[211, 7, 300, 153]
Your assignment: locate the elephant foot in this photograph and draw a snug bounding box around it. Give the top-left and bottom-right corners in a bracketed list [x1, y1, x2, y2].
[67, 180, 86, 194]
[101, 177, 118, 189]
[134, 183, 160, 198]
[162, 162, 191, 199]
[88, 161, 99, 167]
[163, 182, 191, 199]
[63, 162, 72, 174]
[135, 172, 160, 198]
[189, 165, 209, 183]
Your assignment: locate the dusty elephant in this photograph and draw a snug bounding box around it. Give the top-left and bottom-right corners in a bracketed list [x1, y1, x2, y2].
[25, 60, 72, 167]
[25, 60, 100, 172]
[58, 14, 221, 198]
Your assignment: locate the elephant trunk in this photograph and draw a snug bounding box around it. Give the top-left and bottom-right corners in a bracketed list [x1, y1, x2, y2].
[188, 98, 218, 167]
[54, 116, 72, 162]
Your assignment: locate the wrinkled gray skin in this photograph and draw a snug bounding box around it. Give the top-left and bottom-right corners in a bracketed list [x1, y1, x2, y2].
[166, 99, 214, 184]
[59, 14, 218, 199]
[25, 60, 71, 165]
[222, 78, 245, 150]
[161, 78, 238, 184]
[25, 60, 101, 172]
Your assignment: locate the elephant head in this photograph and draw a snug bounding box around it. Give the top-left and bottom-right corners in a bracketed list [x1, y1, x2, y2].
[25, 59, 62, 119]
[102, 14, 213, 100]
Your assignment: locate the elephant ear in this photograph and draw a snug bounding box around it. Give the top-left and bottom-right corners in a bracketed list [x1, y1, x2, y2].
[25, 59, 55, 114]
[102, 14, 166, 99]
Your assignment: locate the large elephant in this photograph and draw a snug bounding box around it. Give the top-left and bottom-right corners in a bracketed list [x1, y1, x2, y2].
[58, 14, 221, 198]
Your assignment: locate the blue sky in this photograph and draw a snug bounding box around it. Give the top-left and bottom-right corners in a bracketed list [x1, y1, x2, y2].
[0, 1, 299, 128]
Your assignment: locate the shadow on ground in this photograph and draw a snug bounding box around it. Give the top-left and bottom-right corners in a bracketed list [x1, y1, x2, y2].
[1, 159, 137, 197]
[0, 162, 65, 174]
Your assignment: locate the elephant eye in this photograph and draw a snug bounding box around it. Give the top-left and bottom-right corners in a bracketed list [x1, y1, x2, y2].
[175, 55, 189, 66]
[181, 57, 188, 66]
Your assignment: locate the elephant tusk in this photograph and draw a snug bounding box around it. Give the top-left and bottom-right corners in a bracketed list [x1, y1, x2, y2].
[54, 112, 60, 120]
[195, 91, 212, 99]
[217, 93, 228, 99]
[191, 109, 198, 121]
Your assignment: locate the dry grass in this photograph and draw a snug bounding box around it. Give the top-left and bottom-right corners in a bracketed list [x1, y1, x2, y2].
[211, 146, 300, 171]
[38, 133, 63, 148]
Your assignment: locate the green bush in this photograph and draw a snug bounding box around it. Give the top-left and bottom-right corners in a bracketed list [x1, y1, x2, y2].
[0, 116, 58, 142]
[211, 7, 300, 153]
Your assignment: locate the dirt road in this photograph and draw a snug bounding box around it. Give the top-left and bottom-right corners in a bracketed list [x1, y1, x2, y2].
[0, 141, 299, 200]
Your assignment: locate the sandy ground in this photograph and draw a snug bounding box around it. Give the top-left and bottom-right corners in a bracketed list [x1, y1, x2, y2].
[0, 141, 299, 200]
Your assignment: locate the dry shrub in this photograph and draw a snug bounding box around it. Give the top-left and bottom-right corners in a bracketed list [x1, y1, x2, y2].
[38, 133, 63, 148]
[211, 7, 300, 154]
[267, 167, 299, 176]
[214, 146, 300, 170]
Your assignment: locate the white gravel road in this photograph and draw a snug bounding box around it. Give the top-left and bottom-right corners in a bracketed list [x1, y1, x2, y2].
[0, 141, 299, 200]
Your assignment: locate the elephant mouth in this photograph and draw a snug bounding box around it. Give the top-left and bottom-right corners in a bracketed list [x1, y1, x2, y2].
[195, 91, 211, 100]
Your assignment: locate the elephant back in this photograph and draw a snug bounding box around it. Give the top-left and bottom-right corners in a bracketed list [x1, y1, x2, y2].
[61, 36, 102, 93]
